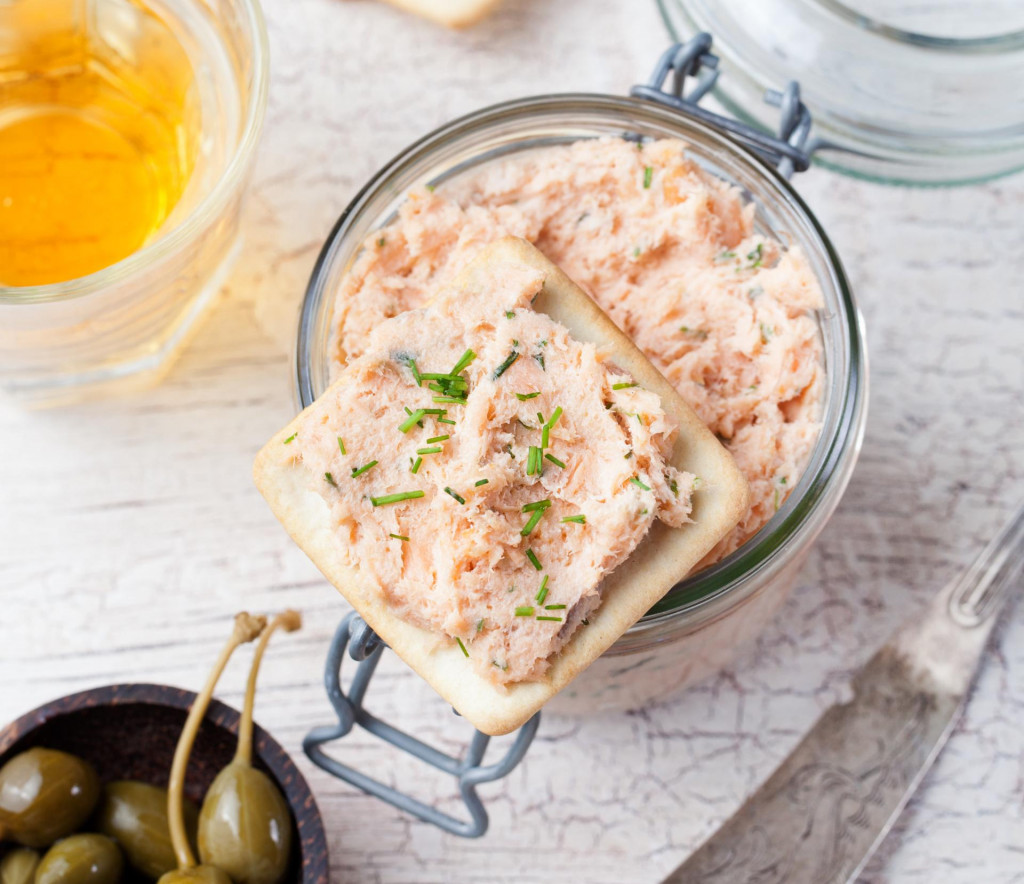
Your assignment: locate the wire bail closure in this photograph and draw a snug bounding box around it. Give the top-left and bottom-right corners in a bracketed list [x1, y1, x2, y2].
[303, 611, 541, 837]
[630, 33, 817, 179]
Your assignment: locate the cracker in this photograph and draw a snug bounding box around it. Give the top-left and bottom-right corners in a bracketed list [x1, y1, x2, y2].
[254, 237, 749, 735]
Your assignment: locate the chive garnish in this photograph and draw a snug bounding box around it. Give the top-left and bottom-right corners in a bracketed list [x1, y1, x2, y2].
[389, 533, 409, 541]
[534, 352, 545, 370]
[515, 391, 540, 401]
[669, 478, 679, 496]
[371, 490, 425, 507]
[514, 606, 534, 617]
[444, 487, 466, 505]
[455, 637, 469, 658]
[521, 507, 548, 537]
[536, 411, 545, 425]
[337, 437, 346, 454]
[544, 453, 566, 469]
[324, 472, 337, 487]
[433, 396, 466, 405]
[417, 446, 443, 455]
[561, 515, 586, 524]
[544, 604, 566, 610]
[438, 417, 456, 425]
[411, 457, 423, 474]
[535, 575, 549, 604]
[643, 165, 653, 188]
[522, 499, 552, 512]
[540, 426, 550, 449]
[283, 433, 297, 444]
[450, 349, 477, 375]
[399, 410, 426, 433]
[545, 406, 563, 429]
[426, 435, 449, 444]
[351, 461, 378, 477]
[475, 479, 489, 487]
[525, 548, 542, 571]
[477, 618, 486, 632]
[377, 237, 386, 248]
[612, 382, 636, 390]
[421, 408, 447, 415]
[527, 445, 542, 476]
[492, 350, 520, 380]
[629, 476, 651, 491]
[537, 616, 563, 622]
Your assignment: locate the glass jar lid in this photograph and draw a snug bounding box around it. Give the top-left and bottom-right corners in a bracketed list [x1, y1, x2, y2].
[658, 0, 1024, 185]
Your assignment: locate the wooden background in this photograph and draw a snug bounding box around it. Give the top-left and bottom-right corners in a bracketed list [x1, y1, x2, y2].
[1, 1, 1022, 881]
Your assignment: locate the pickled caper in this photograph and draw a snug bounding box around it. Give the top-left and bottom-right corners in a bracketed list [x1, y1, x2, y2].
[158, 612, 266, 884]
[0, 847, 40, 884]
[34, 834, 122, 884]
[0, 748, 99, 848]
[198, 611, 299, 884]
[97, 781, 198, 879]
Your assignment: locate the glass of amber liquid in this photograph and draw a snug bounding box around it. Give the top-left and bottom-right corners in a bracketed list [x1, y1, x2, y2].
[0, 0, 268, 404]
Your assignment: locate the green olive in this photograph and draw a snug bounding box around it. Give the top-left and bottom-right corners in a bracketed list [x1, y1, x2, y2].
[155, 866, 232, 884]
[198, 763, 291, 884]
[0, 749, 99, 848]
[0, 848, 40, 884]
[34, 834, 122, 884]
[97, 781, 198, 879]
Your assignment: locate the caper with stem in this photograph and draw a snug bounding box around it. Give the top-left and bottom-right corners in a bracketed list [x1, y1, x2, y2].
[198, 610, 301, 884]
[0, 748, 99, 848]
[0, 847, 39, 884]
[97, 780, 199, 879]
[34, 834, 122, 884]
[157, 611, 267, 884]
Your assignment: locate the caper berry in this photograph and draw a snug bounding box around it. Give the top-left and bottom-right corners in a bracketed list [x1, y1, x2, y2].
[97, 780, 198, 879]
[0, 749, 99, 848]
[0, 847, 39, 884]
[34, 834, 123, 884]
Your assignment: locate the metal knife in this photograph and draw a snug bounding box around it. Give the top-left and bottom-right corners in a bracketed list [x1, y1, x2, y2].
[663, 501, 1024, 884]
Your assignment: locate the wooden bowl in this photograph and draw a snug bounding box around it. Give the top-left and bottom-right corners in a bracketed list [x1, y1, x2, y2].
[0, 683, 328, 883]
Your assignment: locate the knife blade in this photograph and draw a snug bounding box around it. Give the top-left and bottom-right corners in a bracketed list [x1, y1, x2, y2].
[663, 501, 1024, 884]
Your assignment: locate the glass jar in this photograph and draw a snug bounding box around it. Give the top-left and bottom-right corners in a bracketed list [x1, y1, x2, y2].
[296, 94, 868, 713]
[0, 0, 269, 405]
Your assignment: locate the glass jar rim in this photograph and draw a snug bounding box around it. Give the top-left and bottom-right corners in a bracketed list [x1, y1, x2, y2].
[296, 92, 868, 626]
[0, 0, 270, 305]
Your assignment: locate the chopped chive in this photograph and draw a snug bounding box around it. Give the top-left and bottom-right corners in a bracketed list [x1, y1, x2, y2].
[544, 406, 563, 429]
[455, 637, 469, 658]
[475, 479, 489, 487]
[612, 382, 637, 390]
[407, 358, 422, 385]
[444, 486, 466, 505]
[477, 618, 486, 632]
[541, 426, 550, 449]
[450, 348, 477, 375]
[426, 435, 450, 444]
[417, 446, 443, 455]
[389, 533, 409, 541]
[643, 165, 653, 188]
[527, 445, 542, 476]
[324, 472, 337, 487]
[399, 409, 426, 433]
[283, 432, 297, 444]
[515, 606, 535, 617]
[669, 478, 679, 496]
[534, 352, 545, 370]
[535, 575, 549, 604]
[522, 499, 552, 512]
[561, 515, 586, 524]
[536, 412, 545, 425]
[411, 457, 423, 474]
[492, 350, 520, 380]
[351, 461, 379, 478]
[437, 417, 456, 425]
[420, 408, 447, 415]
[629, 476, 651, 491]
[544, 453, 566, 469]
[521, 509, 547, 537]
[425, 183, 435, 192]
[377, 236, 386, 248]
[525, 548, 542, 571]
[505, 310, 515, 319]
[536, 616, 563, 622]
[337, 437, 346, 454]
[515, 391, 541, 401]
[544, 604, 566, 610]
[433, 396, 466, 405]
[371, 490, 425, 507]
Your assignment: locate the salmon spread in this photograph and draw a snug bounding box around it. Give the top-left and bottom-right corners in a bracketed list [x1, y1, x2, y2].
[329, 138, 825, 562]
[291, 261, 696, 684]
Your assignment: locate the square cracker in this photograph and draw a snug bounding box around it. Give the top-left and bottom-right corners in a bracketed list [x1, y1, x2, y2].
[254, 237, 749, 735]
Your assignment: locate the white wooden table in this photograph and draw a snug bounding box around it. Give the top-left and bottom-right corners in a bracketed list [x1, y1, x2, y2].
[2, 1, 1023, 881]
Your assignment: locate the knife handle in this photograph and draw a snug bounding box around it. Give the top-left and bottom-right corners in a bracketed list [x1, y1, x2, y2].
[947, 500, 1024, 627]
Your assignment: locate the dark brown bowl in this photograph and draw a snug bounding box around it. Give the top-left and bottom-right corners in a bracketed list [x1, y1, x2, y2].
[0, 683, 328, 883]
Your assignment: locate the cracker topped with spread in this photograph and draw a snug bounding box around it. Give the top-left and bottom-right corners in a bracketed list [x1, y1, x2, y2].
[255, 238, 748, 734]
